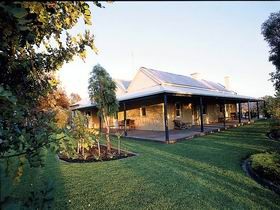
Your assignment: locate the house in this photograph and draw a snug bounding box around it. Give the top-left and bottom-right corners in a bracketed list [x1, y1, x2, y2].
[72, 67, 261, 141]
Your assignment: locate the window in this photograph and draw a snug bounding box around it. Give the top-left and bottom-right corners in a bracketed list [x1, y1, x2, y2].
[175, 103, 181, 117]
[140, 107, 146, 117]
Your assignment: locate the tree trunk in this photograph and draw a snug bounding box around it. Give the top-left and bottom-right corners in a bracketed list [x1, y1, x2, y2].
[118, 137, 121, 155]
[105, 125, 111, 153]
[77, 142, 80, 154]
[97, 140, 101, 159]
[104, 116, 111, 153]
[81, 139, 85, 158]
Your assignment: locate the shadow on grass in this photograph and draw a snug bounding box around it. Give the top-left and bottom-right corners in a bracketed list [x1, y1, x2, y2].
[43, 153, 71, 209]
[10, 152, 71, 209]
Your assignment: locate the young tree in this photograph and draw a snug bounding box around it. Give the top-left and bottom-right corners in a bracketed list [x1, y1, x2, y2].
[88, 64, 119, 153]
[262, 11, 280, 95]
[70, 111, 95, 159]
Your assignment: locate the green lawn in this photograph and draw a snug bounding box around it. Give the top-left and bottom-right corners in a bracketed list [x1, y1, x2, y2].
[16, 120, 280, 209]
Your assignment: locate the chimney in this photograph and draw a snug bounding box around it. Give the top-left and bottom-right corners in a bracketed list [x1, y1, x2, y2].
[224, 76, 230, 90]
[191, 72, 201, 80]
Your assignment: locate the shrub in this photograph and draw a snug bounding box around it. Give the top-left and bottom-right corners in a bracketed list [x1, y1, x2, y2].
[250, 151, 280, 185]
[269, 119, 280, 139]
[262, 96, 280, 119]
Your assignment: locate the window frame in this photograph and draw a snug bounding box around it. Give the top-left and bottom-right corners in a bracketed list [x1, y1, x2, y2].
[140, 106, 147, 117]
[175, 102, 182, 117]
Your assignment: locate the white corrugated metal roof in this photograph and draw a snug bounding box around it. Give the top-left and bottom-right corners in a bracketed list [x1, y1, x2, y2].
[114, 79, 131, 91]
[161, 84, 254, 100]
[73, 67, 259, 110]
[201, 79, 231, 92]
[143, 68, 210, 89]
[142, 67, 232, 93]
[74, 84, 257, 110]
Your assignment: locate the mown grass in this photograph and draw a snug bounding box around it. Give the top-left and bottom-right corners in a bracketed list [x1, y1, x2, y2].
[14, 120, 280, 209]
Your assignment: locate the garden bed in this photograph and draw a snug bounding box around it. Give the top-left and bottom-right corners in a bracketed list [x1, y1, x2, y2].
[266, 131, 280, 141]
[243, 151, 280, 195]
[58, 144, 136, 163]
[267, 119, 280, 141]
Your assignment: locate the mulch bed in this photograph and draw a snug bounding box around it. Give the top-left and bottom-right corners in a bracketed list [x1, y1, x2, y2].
[58, 145, 136, 163]
[242, 158, 280, 195]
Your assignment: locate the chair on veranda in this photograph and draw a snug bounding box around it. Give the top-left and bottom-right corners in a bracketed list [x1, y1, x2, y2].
[173, 120, 191, 130]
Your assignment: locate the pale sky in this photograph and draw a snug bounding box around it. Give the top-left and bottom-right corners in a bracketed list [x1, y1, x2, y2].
[59, 1, 280, 99]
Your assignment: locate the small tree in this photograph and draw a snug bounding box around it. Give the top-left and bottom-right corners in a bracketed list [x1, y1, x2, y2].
[70, 111, 95, 159]
[88, 64, 119, 153]
[115, 131, 124, 155]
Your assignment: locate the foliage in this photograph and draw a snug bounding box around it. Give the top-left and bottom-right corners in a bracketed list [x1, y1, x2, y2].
[269, 118, 280, 129]
[88, 64, 119, 152]
[251, 151, 280, 185]
[0, 1, 100, 103]
[0, 0, 103, 164]
[262, 95, 280, 119]
[70, 93, 82, 105]
[0, 1, 104, 208]
[0, 157, 54, 210]
[88, 64, 119, 118]
[38, 87, 70, 111]
[61, 111, 97, 160]
[22, 180, 54, 210]
[0, 87, 62, 166]
[38, 87, 71, 128]
[268, 119, 280, 139]
[55, 109, 71, 129]
[262, 11, 280, 95]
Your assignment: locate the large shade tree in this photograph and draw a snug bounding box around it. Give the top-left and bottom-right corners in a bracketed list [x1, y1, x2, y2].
[0, 1, 100, 159]
[262, 11, 280, 95]
[88, 64, 119, 152]
[0, 1, 104, 208]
